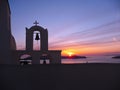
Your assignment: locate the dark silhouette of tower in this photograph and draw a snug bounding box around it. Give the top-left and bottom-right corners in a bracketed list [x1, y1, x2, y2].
[0, 0, 16, 64]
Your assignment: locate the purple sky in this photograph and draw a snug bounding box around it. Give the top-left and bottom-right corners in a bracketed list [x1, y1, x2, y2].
[9, 0, 120, 55]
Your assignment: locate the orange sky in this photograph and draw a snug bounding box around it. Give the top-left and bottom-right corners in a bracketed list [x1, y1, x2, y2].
[49, 40, 120, 56]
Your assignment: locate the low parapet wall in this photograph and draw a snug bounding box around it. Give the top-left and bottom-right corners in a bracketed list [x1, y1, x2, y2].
[12, 50, 61, 64]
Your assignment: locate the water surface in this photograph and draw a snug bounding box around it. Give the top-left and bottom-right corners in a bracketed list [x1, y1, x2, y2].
[62, 56, 120, 64]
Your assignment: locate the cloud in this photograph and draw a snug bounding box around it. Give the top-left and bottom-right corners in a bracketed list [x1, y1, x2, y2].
[49, 20, 120, 50]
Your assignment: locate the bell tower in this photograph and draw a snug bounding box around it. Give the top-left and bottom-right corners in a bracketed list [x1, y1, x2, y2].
[26, 21, 48, 51]
[0, 0, 16, 64]
[0, 0, 61, 64]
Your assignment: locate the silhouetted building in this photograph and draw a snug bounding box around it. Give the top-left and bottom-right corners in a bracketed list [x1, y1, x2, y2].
[12, 22, 61, 64]
[0, 0, 16, 64]
[0, 0, 61, 64]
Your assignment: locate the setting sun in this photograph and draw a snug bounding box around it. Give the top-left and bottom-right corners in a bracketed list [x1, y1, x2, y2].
[62, 49, 76, 56]
[68, 52, 73, 57]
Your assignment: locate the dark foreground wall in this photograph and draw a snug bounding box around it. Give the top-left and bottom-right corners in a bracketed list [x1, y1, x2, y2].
[0, 64, 120, 90]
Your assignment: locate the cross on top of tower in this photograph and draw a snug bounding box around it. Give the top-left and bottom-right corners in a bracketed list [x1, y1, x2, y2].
[33, 21, 39, 26]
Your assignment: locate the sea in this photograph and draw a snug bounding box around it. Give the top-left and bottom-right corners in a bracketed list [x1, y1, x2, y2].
[62, 55, 120, 64]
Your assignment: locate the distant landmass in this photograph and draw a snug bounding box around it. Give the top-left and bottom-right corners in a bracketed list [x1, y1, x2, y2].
[112, 56, 120, 59]
[62, 55, 87, 59]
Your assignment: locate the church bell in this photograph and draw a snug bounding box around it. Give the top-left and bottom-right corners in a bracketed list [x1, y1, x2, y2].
[35, 33, 40, 40]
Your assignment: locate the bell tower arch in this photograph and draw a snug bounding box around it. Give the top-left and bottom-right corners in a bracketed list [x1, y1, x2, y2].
[26, 21, 48, 51]
[13, 21, 61, 64]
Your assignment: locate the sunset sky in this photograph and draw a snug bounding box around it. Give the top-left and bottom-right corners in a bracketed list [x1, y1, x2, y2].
[9, 0, 120, 56]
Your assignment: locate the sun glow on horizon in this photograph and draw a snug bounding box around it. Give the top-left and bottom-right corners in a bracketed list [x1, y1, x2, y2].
[68, 52, 74, 57]
[62, 49, 76, 56]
